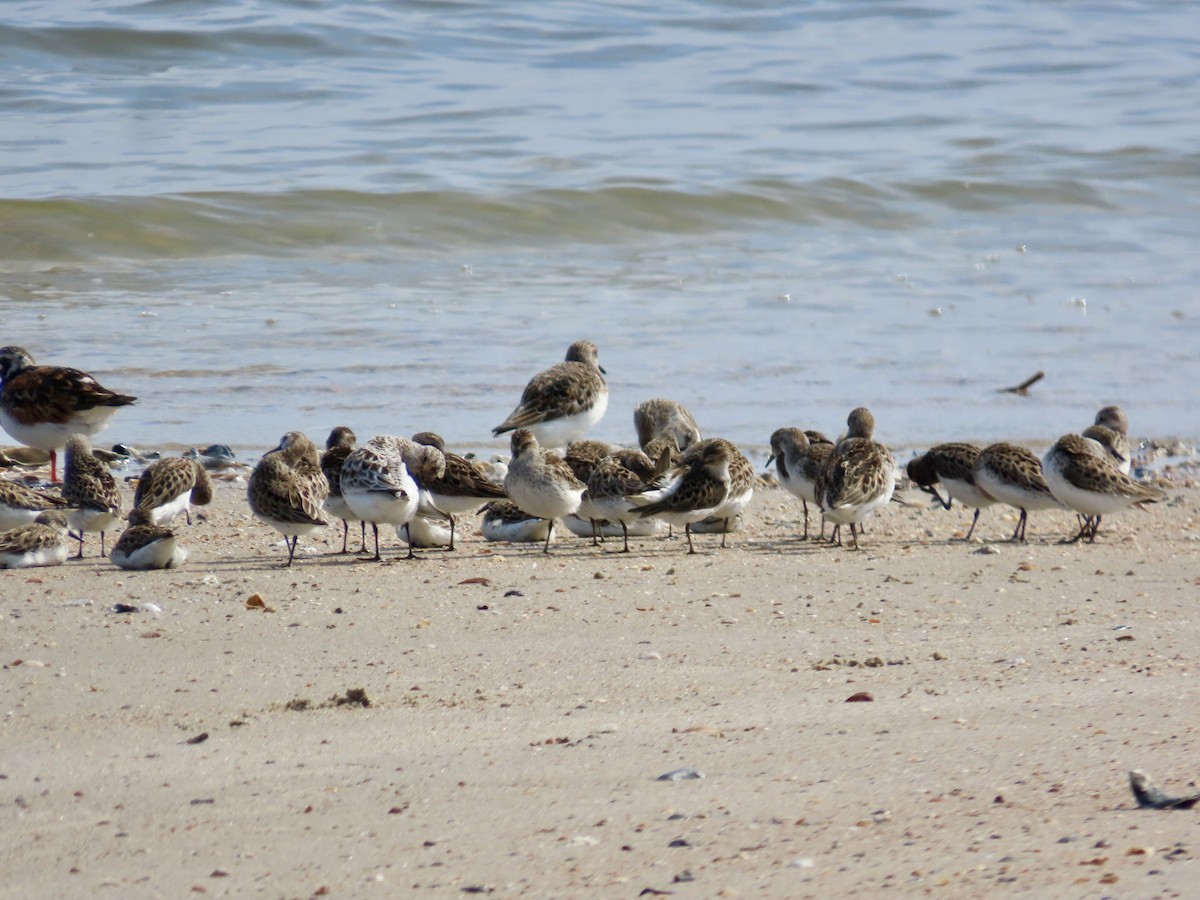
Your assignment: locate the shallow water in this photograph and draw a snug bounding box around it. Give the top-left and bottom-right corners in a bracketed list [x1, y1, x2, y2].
[1, 1, 1197, 455]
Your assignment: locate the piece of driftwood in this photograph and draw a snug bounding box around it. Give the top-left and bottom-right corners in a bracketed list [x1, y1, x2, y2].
[1129, 769, 1200, 810]
[998, 371, 1045, 396]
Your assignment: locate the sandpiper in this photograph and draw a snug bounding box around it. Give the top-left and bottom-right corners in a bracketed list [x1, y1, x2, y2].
[905, 442, 995, 540]
[1082, 405, 1131, 473]
[1042, 432, 1166, 542]
[972, 442, 1062, 542]
[62, 434, 122, 558]
[493, 340, 608, 449]
[503, 429, 586, 553]
[767, 428, 833, 540]
[111, 508, 188, 569]
[819, 408, 895, 550]
[131, 457, 212, 526]
[341, 435, 444, 561]
[0, 479, 70, 531]
[633, 398, 701, 453]
[630, 438, 731, 554]
[321, 426, 366, 554]
[686, 438, 754, 546]
[480, 499, 553, 544]
[0, 509, 71, 569]
[246, 432, 330, 566]
[412, 431, 507, 550]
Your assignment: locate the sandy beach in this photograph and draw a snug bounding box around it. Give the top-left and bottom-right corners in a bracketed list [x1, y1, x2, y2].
[3, 468, 1199, 899]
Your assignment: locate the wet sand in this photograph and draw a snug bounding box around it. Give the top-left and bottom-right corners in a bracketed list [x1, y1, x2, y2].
[3, 475, 1199, 898]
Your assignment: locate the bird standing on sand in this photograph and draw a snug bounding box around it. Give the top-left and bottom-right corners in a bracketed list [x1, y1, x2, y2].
[686, 438, 754, 547]
[62, 434, 122, 558]
[493, 340, 608, 449]
[819, 408, 895, 550]
[503, 429, 586, 553]
[321, 426, 366, 554]
[0, 346, 136, 483]
[972, 442, 1062, 542]
[411, 431, 507, 551]
[905, 442, 994, 540]
[630, 438, 732, 554]
[1042, 432, 1166, 542]
[247, 432, 329, 567]
[341, 435, 445, 561]
[131, 456, 212, 526]
[767, 428, 833, 541]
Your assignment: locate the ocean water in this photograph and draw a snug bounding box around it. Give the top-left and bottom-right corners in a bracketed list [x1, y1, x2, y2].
[1, 1, 1197, 457]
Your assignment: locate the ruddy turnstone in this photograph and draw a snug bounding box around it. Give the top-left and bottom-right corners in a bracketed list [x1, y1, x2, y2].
[905, 442, 995, 540]
[321, 426, 366, 554]
[481, 499, 553, 544]
[412, 431, 507, 551]
[0, 479, 70, 531]
[110, 508, 187, 569]
[341, 435, 445, 561]
[1082, 405, 1131, 473]
[503, 429, 586, 553]
[819, 408, 896, 550]
[246, 432, 329, 567]
[1042, 432, 1166, 542]
[630, 437, 731, 554]
[131, 457, 212, 526]
[767, 428, 833, 540]
[492, 340, 608, 449]
[0, 509, 71, 569]
[62, 434, 122, 558]
[972, 442, 1062, 542]
[633, 398, 701, 453]
[0, 346, 136, 483]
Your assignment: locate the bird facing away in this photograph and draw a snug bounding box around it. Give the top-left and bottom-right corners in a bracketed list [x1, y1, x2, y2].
[492, 340, 608, 449]
[972, 442, 1062, 542]
[0, 346, 136, 483]
[61, 433, 122, 558]
[631, 437, 732, 554]
[1042, 432, 1166, 543]
[341, 435, 445, 561]
[246, 431, 330, 567]
[819, 408, 896, 550]
[411, 431, 507, 551]
[0, 509, 71, 569]
[503, 429, 586, 553]
[905, 442, 994, 540]
[321, 425, 366, 554]
[132, 457, 213, 526]
[634, 398, 701, 453]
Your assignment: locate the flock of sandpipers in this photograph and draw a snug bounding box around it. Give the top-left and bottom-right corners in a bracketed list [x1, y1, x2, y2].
[0, 341, 1170, 570]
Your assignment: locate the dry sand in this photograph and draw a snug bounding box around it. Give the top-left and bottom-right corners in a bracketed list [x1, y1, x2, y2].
[3, 472, 1199, 899]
